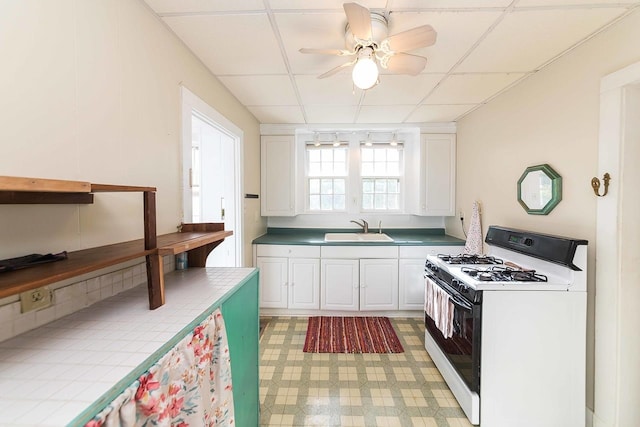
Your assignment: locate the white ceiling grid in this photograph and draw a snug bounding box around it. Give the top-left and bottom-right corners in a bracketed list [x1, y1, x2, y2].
[144, 0, 640, 124]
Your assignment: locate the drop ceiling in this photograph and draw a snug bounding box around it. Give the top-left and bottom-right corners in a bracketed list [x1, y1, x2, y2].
[142, 0, 639, 124]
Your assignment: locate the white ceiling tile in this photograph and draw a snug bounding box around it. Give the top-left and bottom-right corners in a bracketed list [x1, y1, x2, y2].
[456, 8, 627, 72]
[276, 12, 352, 75]
[143, 0, 264, 14]
[305, 105, 358, 123]
[384, 11, 503, 73]
[296, 74, 363, 105]
[163, 14, 287, 75]
[218, 75, 298, 106]
[391, 0, 513, 8]
[247, 106, 305, 123]
[406, 104, 478, 123]
[425, 73, 526, 104]
[357, 105, 415, 123]
[362, 74, 444, 105]
[269, 0, 387, 10]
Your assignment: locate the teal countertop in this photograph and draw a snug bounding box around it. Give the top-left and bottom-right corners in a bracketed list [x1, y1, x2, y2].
[252, 228, 465, 246]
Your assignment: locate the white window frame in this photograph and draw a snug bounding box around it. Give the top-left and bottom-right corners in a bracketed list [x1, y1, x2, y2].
[305, 143, 349, 213]
[359, 143, 404, 213]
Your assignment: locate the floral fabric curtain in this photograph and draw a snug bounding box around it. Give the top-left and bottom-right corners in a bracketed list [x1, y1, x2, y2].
[85, 308, 235, 427]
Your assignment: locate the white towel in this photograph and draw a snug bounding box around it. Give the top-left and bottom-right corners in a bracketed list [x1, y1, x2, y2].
[424, 276, 455, 338]
[464, 201, 483, 255]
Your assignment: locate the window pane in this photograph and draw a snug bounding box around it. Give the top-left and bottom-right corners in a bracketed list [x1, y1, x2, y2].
[334, 149, 346, 162]
[387, 179, 399, 193]
[310, 195, 320, 210]
[320, 162, 333, 175]
[362, 194, 373, 210]
[362, 162, 374, 175]
[374, 194, 387, 209]
[334, 195, 345, 210]
[321, 149, 333, 162]
[374, 162, 386, 175]
[387, 163, 399, 175]
[387, 149, 399, 161]
[375, 179, 387, 193]
[321, 179, 333, 194]
[388, 194, 399, 209]
[335, 162, 347, 175]
[334, 179, 345, 195]
[361, 148, 373, 161]
[362, 179, 374, 193]
[374, 149, 386, 162]
[321, 195, 333, 210]
[308, 150, 320, 162]
[309, 179, 320, 194]
[309, 162, 320, 175]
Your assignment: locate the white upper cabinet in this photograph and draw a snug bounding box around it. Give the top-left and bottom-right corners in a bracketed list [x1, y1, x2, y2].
[261, 135, 296, 216]
[417, 134, 456, 216]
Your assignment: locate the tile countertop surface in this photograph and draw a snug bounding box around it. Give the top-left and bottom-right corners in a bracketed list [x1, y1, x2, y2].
[252, 227, 466, 246]
[0, 267, 257, 427]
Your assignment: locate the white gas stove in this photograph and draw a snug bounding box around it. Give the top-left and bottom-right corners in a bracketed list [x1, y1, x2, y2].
[423, 226, 588, 427]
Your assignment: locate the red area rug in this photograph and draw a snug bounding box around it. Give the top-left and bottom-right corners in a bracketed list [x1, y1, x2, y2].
[303, 316, 404, 353]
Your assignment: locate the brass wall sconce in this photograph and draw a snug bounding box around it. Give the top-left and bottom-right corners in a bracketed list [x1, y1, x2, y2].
[591, 173, 611, 197]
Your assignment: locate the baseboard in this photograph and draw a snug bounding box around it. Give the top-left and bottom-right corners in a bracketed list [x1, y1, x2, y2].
[260, 308, 423, 318]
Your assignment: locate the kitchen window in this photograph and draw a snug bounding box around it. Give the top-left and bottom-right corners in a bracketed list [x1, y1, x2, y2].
[360, 144, 402, 211]
[306, 145, 348, 211]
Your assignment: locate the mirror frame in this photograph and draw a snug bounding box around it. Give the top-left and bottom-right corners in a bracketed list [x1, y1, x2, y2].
[517, 164, 562, 215]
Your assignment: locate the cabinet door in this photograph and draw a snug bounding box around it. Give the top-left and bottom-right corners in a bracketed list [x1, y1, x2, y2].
[360, 259, 398, 311]
[422, 134, 456, 216]
[256, 257, 288, 308]
[261, 135, 296, 216]
[321, 259, 359, 311]
[289, 258, 320, 310]
[398, 259, 426, 310]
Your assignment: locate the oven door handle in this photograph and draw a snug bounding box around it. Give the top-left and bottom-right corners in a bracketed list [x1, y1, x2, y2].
[426, 273, 474, 312]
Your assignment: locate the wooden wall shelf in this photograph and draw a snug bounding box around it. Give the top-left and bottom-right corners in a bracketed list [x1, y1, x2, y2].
[0, 176, 231, 309]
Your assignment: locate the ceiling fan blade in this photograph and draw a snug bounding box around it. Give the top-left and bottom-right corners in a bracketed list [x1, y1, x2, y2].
[344, 2, 372, 40]
[385, 53, 427, 76]
[299, 48, 353, 56]
[318, 61, 355, 79]
[386, 25, 437, 52]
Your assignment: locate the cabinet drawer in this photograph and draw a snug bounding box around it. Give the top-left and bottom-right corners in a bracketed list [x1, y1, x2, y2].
[256, 244, 320, 258]
[399, 245, 463, 258]
[321, 246, 398, 259]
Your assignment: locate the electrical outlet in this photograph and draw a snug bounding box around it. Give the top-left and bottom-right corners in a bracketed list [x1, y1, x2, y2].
[459, 210, 465, 221]
[20, 287, 53, 313]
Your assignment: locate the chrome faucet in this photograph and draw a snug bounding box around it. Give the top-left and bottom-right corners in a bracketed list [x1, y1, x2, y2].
[350, 219, 369, 233]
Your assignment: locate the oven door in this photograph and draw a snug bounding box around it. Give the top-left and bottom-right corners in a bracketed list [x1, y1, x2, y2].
[424, 273, 481, 424]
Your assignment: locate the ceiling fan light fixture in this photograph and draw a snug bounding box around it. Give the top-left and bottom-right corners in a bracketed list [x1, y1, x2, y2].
[352, 51, 378, 90]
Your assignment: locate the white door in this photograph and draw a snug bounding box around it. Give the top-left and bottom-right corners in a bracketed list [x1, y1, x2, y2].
[193, 115, 236, 267]
[257, 257, 288, 308]
[399, 258, 426, 310]
[360, 259, 398, 311]
[289, 258, 320, 309]
[321, 259, 359, 311]
[182, 87, 242, 267]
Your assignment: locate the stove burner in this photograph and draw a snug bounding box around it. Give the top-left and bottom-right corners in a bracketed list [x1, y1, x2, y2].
[437, 254, 504, 265]
[461, 266, 548, 282]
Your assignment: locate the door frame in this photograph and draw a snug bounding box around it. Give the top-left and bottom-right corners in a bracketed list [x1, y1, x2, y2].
[180, 86, 244, 266]
[593, 61, 640, 427]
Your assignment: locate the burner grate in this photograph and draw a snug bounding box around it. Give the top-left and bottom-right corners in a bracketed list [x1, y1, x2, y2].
[437, 254, 504, 265]
[461, 266, 548, 282]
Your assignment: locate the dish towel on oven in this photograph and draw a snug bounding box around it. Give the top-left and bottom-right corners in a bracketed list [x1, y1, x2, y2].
[464, 200, 483, 255]
[425, 276, 455, 338]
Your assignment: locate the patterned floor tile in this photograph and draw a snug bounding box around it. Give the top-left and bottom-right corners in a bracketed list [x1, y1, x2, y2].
[259, 316, 471, 427]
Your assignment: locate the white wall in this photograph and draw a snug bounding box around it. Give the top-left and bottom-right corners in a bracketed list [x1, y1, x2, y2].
[0, 0, 265, 266]
[446, 10, 640, 412]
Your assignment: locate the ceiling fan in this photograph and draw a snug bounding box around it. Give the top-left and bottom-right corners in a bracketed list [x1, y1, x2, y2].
[299, 2, 437, 90]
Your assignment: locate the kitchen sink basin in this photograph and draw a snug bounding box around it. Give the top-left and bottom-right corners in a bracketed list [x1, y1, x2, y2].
[324, 233, 394, 242]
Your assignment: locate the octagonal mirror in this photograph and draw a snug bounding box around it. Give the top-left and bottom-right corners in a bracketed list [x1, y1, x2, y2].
[517, 164, 562, 215]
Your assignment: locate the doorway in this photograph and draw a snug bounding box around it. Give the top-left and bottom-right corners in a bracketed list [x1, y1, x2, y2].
[181, 87, 243, 267]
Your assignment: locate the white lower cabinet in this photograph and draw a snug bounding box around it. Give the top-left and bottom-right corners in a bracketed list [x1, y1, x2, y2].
[256, 245, 320, 309]
[321, 259, 359, 311]
[288, 258, 320, 309]
[360, 259, 398, 310]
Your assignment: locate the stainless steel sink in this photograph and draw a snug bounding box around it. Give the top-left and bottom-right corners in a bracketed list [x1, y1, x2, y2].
[324, 232, 394, 242]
